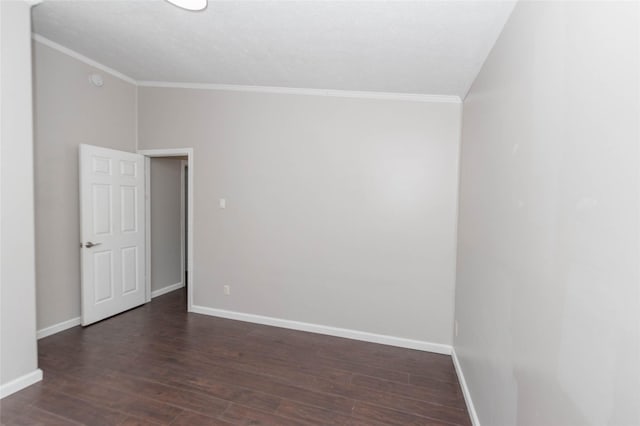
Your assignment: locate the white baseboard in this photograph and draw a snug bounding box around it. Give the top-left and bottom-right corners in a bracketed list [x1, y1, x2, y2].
[190, 305, 451, 355]
[151, 282, 184, 298]
[452, 348, 480, 426]
[0, 369, 43, 399]
[37, 317, 81, 340]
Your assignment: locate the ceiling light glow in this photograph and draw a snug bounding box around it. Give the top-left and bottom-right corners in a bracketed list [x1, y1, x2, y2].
[166, 0, 207, 11]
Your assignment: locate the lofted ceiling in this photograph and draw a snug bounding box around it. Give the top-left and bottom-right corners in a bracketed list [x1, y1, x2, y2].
[32, 0, 515, 98]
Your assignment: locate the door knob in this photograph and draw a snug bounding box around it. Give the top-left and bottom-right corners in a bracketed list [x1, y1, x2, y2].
[84, 241, 102, 248]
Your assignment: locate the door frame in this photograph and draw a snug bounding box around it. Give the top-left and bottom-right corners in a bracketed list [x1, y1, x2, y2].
[180, 159, 188, 290]
[138, 148, 194, 312]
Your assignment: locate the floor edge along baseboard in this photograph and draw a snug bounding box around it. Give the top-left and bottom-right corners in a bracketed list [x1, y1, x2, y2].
[151, 282, 184, 299]
[452, 349, 481, 426]
[36, 317, 81, 340]
[191, 304, 452, 355]
[0, 369, 43, 399]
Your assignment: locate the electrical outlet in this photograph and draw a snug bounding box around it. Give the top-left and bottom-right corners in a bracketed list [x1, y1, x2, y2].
[223, 285, 230, 295]
[454, 320, 459, 337]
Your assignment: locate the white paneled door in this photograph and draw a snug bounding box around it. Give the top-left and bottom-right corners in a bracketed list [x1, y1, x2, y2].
[80, 144, 146, 326]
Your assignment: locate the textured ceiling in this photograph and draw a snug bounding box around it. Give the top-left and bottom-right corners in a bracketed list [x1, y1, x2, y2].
[32, 0, 515, 97]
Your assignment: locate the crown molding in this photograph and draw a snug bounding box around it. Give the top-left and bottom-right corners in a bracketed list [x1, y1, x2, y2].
[32, 33, 462, 104]
[137, 80, 461, 103]
[32, 34, 138, 85]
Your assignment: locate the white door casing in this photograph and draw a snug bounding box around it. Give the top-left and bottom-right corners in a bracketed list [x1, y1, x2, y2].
[139, 148, 194, 312]
[79, 144, 146, 325]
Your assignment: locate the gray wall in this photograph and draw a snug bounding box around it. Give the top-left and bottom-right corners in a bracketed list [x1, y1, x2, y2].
[150, 157, 183, 292]
[138, 87, 461, 345]
[1, 1, 39, 388]
[454, 2, 639, 425]
[33, 41, 137, 330]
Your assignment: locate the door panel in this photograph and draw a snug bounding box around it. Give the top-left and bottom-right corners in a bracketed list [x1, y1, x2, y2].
[93, 184, 112, 235]
[80, 144, 146, 325]
[93, 251, 113, 303]
[121, 246, 138, 294]
[120, 186, 138, 232]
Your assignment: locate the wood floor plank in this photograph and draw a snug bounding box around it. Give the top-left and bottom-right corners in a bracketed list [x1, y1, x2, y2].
[410, 370, 459, 386]
[111, 358, 284, 413]
[41, 372, 184, 424]
[6, 289, 471, 426]
[93, 370, 230, 418]
[30, 390, 128, 426]
[316, 346, 455, 377]
[141, 340, 355, 391]
[109, 346, 355, 415]
[281, 377, 470, 426]
[170, 366, 355, 414]
[346, 385, 471, 426]
[275, 399, 358, 425]
[1, 406, 83, 426]
[220, 403, 313, 426]
[170, 332, 410, 385]
[119, 416, 168, 426]
[352, 374, 466, 410]
[25, 367, 178, 423]
[357, 372, 462, 396]
[352, 402, 452, 426]
[169, 411, 235, 426]
[0, 388, 38, 423]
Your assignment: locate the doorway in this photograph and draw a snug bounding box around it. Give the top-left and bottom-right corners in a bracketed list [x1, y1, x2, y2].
[139, 148, 194, 312]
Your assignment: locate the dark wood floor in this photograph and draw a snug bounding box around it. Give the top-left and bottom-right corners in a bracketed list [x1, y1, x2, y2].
[0, 289, 470, 426]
